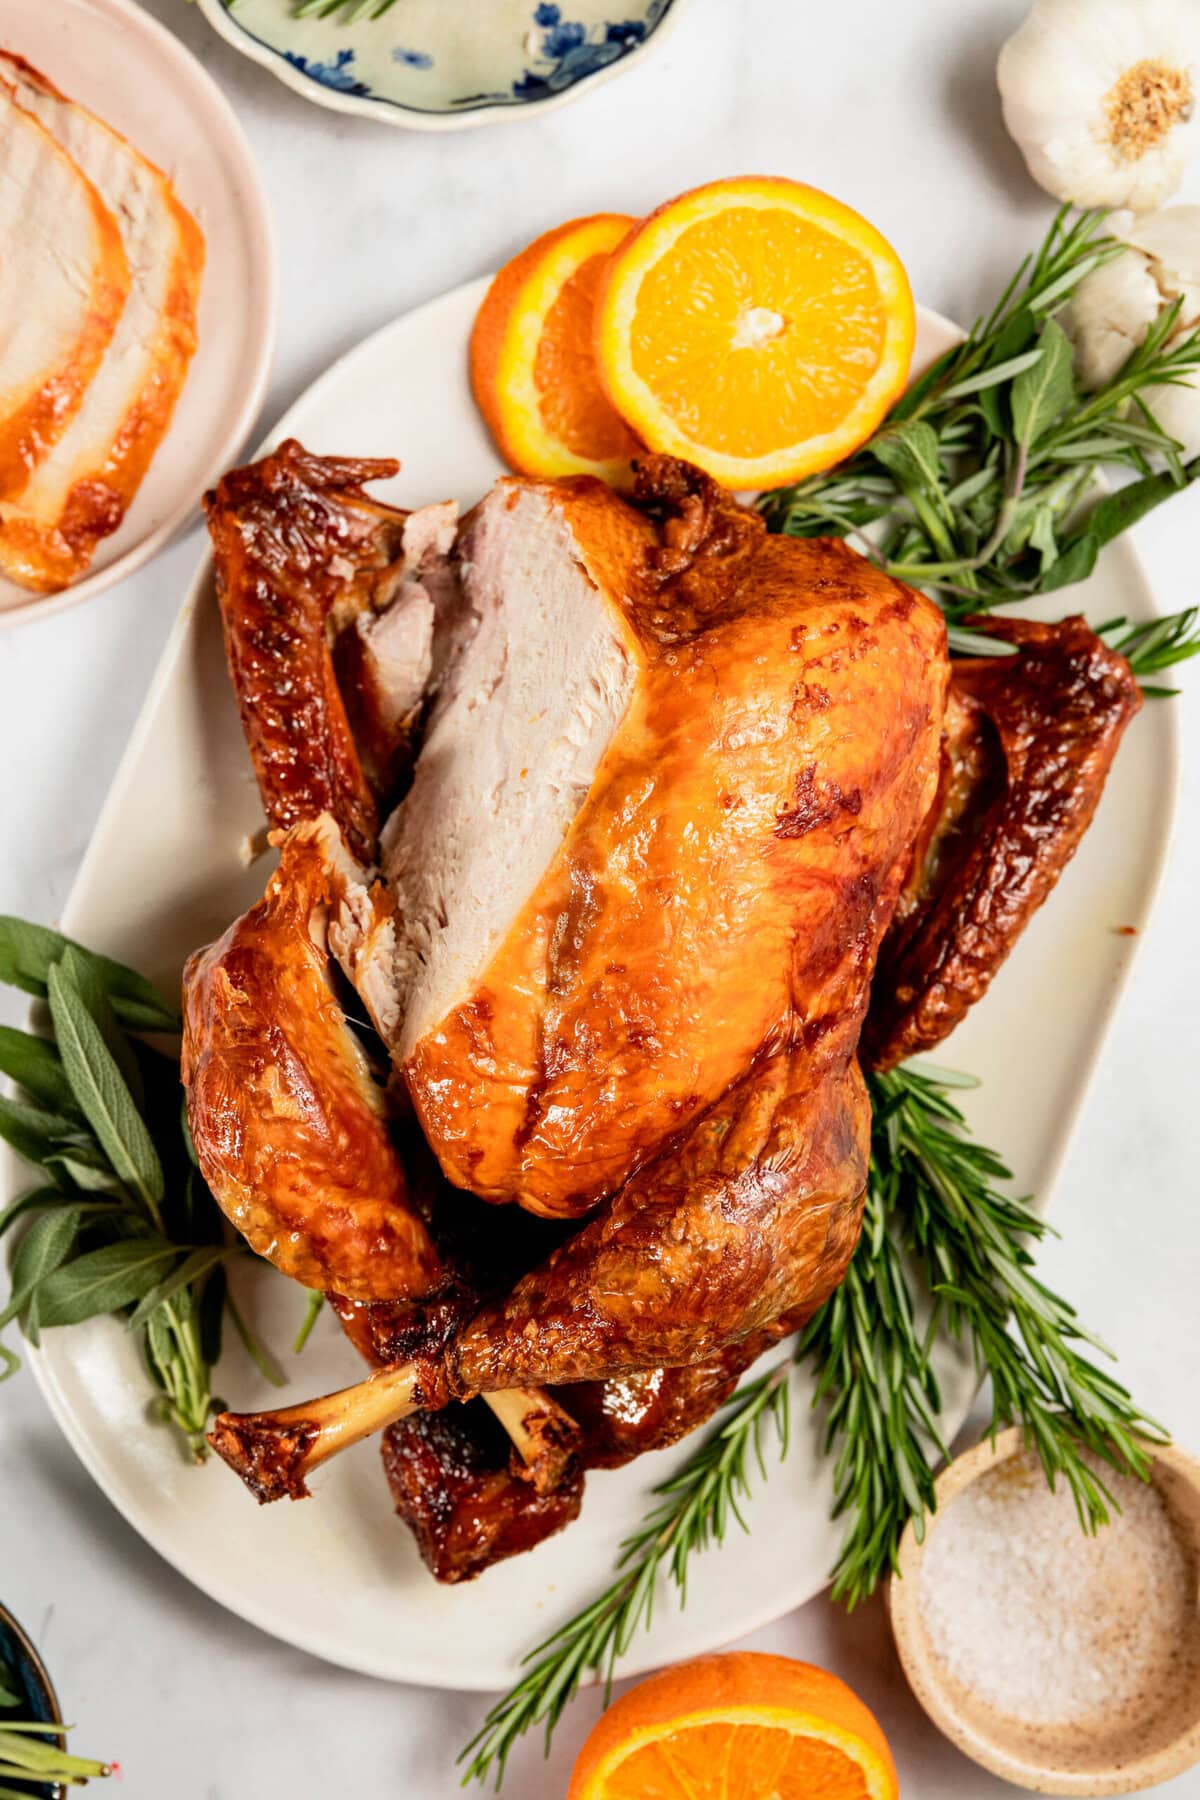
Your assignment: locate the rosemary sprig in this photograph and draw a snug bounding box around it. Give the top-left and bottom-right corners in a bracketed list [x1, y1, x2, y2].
[459, 1362, 791, 1789]
[290, 0, 399, 20]
[806, 1064, 1162, 1607]
[1102, 606, 1200, 695]
[946, 602, 1200, 697]
[760, 208, 1200, 614]
[0, 1647, 111, 1791]
[462, 1063, 1160, 1782]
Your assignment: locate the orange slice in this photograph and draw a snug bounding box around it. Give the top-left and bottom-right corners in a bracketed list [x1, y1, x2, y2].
[567, 1652, 898, 1800]
[470, 214, 643, 485]
[595, 176, 916, 489]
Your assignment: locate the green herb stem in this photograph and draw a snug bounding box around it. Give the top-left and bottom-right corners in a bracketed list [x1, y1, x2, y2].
[0, 1676, 111, 1789]
[293, 1289, 325, 1355]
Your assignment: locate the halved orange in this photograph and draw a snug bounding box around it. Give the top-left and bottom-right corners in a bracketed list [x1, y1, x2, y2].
[470, 214, 644, 485]
[595, 176, 916, 490]
[568, 1652, 898, 1800]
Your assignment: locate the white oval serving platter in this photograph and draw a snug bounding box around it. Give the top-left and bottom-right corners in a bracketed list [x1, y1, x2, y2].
[14, 283, 1178, 1689]
[0, 0, 277, 628]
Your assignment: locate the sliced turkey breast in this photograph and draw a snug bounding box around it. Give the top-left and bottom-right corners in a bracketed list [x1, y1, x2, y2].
[335, 498, 461, 797]
[0, 54, 205, 593]
[379, 478, 648, 1062]
[0, 80, 128, 504]
[201, 449, 947, 1224]
[328, 462, 947, 1220]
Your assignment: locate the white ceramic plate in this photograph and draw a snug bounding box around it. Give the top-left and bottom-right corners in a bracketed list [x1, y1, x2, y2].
[0, 0, 277, 627]
[18, 283, 1177, 1690]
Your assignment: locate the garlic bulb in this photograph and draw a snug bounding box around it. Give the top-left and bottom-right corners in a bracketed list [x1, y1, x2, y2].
[998, 0, 1200, 210]
[1061, 206, 1200, 458]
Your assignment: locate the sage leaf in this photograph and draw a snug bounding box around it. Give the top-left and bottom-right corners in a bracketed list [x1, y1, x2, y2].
[0, 917, 179, 1031]
[1038, 531, 1099, 592]
[60, 945, 143, 1108]
[0, 1095, 90, 1168]
[1011, 319, 1074, 447]
[1028, 504, 1059, 572]
[0, 1184, 74, 1240]
[43, 1146, 126, 1196]
[941, 346, 1044, 402]
[34, 1238, 181, 1328]
[48, 961, 165, 1221]
[127, 1244, 233, 1330]
[0, 1028, 77, 1115]
[0, 1205, 86, 1330]
[871, 421, 942, 494]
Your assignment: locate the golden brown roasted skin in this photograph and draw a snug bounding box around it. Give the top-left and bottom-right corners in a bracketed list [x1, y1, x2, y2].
[380, 1407, 584, 1584]
[417, 1037, 869, 1401]
[205, 1038, 871, 1506]
[204, 442, 410, 863]
[411, 459, 950, 1217]
[181, 822, 445, 1303]
[561, 1333, 783, 1471]
[864, 615, 1141, 1070]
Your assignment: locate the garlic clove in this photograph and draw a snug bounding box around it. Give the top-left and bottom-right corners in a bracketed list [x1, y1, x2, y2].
[1145, 370, 1200, 462]
[1113, 203, 1200, 278]
[1060, 249, 1163, 389]
[1060, 202, 1200, 461]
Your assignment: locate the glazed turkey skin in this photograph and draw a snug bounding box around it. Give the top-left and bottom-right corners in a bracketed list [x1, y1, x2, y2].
[364, 463, 950, 1218]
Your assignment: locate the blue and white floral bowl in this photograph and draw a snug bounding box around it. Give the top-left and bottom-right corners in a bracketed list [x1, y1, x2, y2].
[196, 0, 689, 130]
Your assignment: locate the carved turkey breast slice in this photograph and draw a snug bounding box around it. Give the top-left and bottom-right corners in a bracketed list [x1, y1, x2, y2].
[0, 54, 205, 593]
[0, 79, 128, 511]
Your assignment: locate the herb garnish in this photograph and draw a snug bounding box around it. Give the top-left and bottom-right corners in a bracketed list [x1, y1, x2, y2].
[289, 0, 400, 21]
[804, 1065, 1163, 1609]
[0, 920, 284, 1458]
[760, 208, 1200, 618]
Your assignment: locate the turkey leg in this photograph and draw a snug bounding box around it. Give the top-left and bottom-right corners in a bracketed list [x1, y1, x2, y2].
[209, 1039, 870, 1500]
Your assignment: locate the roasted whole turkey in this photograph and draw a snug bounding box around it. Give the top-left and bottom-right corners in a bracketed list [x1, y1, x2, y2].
[181, 441, 1139, 1580]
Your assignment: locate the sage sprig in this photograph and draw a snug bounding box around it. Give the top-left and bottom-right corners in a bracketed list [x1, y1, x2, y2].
[0, 918, 272, 1458]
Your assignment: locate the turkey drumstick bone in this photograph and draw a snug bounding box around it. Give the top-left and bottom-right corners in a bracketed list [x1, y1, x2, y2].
[209, 1042, 870, 1501]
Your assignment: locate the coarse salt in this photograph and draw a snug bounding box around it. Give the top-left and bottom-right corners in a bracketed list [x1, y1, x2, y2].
[918, 1451, 1194, 1725]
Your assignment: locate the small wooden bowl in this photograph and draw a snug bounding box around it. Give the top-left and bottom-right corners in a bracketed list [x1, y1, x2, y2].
[0, 1600, 66, 1800]
[887, 1429, 1200, 1795]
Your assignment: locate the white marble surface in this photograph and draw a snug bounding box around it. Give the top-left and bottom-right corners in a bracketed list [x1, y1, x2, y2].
[0, 0, 1198, 1794]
